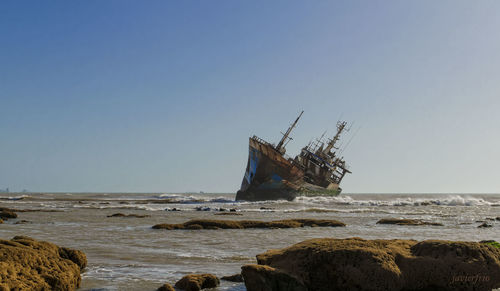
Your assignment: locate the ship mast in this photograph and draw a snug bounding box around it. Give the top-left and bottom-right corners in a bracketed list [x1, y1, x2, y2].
[322, 121, 347, 155]
[276, 111, 304, 154]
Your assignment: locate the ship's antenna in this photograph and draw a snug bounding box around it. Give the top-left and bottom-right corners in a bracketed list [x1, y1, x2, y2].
[339, 124, 361, 155]
[323, 120, 347, 155]
[318, 130, 327, 142]
[276, 110, 304, 153]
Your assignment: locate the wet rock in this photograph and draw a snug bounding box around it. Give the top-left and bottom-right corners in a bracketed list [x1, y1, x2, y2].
[230, 208, 237, 212]
[0, 236, 86, 290]
[14, 220, 31, 224]
[221, 273, 243, 282]
[497, 217, 500, 221]
[157, 283, 175, 291]
[107, 213, 127, 217]
[214, 212, 243, 216]
[0, 219, 3, 224]
[242, 264, 306, 291]
[478, 222, 493, 228]
[0, 210, 17, 220]
[152, 219, 346, 230]
[242, 237, 500, 291]
[195, 206, 211, 211]
[377, 218, 443, 226]
[174, 274, 219, 291]
[486, 218, 496, 221]
[106, 213, 149, 218]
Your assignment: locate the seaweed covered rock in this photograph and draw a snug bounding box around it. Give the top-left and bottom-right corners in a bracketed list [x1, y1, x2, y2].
[242, 237, 500, 291]
[59, 247, 87, 269]
[0, 236, 86, 291]
[481, 240, 500, 248]
[0, 210, 17, 220]
[377, 218, 443, 226]
[157, 283, 175, 291]
[152, 219, 345, 230]
[214, 212, 243, 216]
[221, 273, 244, 282]
[174, 274, 219, 291]
[242, 264, 305, 291]
[107, 213, 149, 218]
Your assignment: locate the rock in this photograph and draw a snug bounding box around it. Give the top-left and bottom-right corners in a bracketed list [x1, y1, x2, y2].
[59, 247, 87, 269]
[221, 273, 243, 282]
[0, 219, 3, 224]
[478, 222, 493, 228]
[486, 218, 496, 221]
[0, 236, 86, 290]
[481, 240, 500, 248]
[152, 219, 346, 230]
[376, 218, 443, 226]
[242, 237, 500, 291]
[14, 220, 30, 224]
[214, 212, 243, 216]
[157, 283, 175, 291]
[0, 210, 17, 220]
[106, 213, 149, 218]
[174, 274, 219, 291]
[242, 264, 306, 291]
[496, 217, 500, 221]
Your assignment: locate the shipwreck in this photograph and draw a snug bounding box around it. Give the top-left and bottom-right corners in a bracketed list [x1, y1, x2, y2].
[236, 111, 351, 201]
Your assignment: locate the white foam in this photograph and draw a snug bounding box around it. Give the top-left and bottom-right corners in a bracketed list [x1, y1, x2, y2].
[294, 195, 494, 207]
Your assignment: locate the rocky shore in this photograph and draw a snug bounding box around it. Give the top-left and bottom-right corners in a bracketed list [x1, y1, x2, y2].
[152, 218, 346, 230]
[241, 237, 500, 291]
[0, 236, 86, 291]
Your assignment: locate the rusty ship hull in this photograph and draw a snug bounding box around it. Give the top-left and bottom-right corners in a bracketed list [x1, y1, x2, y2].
[235, 111, 350, 202]
[235, 137, 342, 201]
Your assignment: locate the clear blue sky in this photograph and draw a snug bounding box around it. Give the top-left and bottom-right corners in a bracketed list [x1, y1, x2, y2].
[1, 1, 500, 193]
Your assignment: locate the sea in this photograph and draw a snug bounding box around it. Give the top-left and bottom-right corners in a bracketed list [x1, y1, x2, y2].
[1, 192, 499, 291]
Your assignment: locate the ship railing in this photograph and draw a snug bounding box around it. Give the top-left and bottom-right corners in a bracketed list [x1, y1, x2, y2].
[251, 135, 271, 146]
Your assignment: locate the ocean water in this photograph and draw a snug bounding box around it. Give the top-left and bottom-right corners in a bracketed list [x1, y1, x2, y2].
[1, 192, 499, 291]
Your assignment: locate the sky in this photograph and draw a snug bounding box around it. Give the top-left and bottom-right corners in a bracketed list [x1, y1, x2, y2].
[1, 1, 500, 193]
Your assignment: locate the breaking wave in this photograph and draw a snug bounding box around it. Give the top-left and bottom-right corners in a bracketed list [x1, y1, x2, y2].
[0, 195, 31, 201]
[294, 195, 497, 207]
